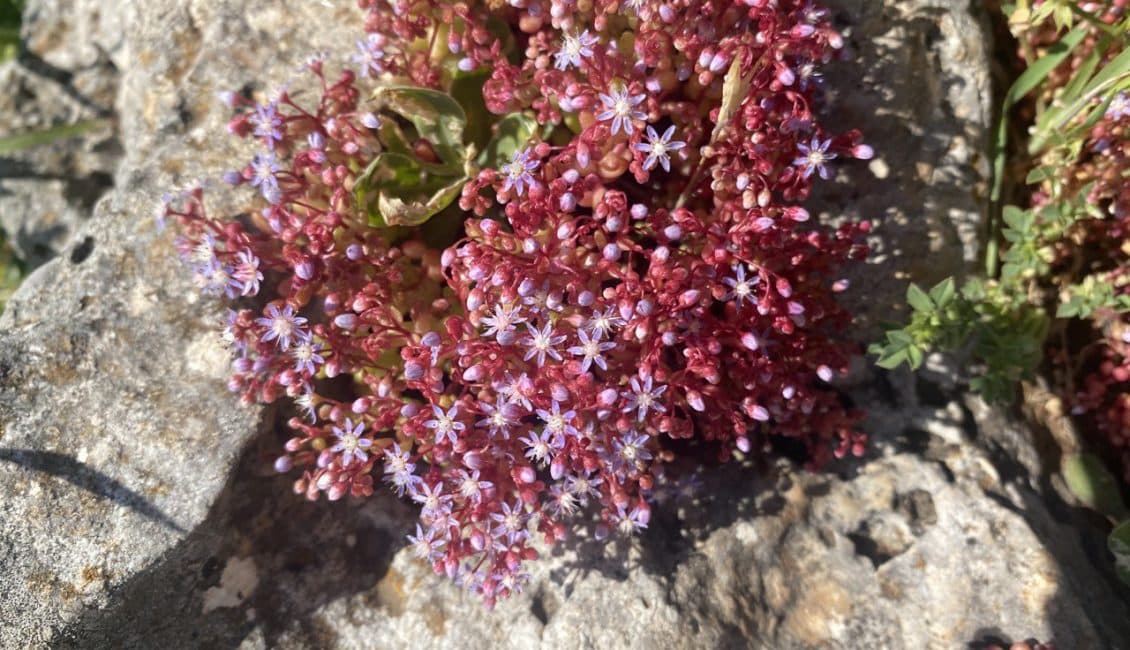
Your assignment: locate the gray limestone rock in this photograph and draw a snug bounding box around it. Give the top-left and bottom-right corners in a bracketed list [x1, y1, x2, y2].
[1, 0, 1127, 649]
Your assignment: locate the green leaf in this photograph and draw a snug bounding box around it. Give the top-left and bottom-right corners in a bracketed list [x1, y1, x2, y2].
[376, 175, 467, 227]
[1109, 521, 1130, 586]
[0, 119, 106, 155]
[988, 24, 1088, 277]
[449, 69, 493, 153]
[1025, 165, 1059, 185]
[371, 86, 467, 168]
[906, 283, 934, 313]
[1063, 453, 1129, 520]
[354, 151, 467, 227]
[479, 112, 537, 169]
[1002, 205, 1033, 233]
[927, 277, 957, 308]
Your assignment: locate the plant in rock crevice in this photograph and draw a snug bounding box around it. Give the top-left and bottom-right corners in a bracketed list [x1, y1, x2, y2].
[167, 0, 871, 606]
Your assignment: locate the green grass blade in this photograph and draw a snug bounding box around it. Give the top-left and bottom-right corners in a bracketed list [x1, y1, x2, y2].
[0, 120, 106, 155]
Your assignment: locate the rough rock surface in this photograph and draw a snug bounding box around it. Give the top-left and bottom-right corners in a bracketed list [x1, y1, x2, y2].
[0, 1, 121, 268]
[810, 0, 995, 342]
[1, 1, 1128, 649]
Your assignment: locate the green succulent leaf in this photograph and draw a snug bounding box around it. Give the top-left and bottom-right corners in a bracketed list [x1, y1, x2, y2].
[371, 85, 468, 168]
[354, 152, 468, 228]
[450, 69, 493, 153]
[1109, 521, 1130, 586]
[376, 175, 467, 227]
[479, 112, 537, 169]
[1063, 453, 1129, 521]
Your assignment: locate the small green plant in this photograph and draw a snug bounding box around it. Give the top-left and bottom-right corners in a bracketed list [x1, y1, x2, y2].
[0, 0, 23, 63]
[875, 0, 1130, 585]
[872, 2, 1129, 403]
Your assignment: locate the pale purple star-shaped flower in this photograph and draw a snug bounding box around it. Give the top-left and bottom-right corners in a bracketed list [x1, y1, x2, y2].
[250, 102, 285, 149]
[535, 400, 580, 442]
[586, 307, 625, 339]
[489, 500, 529, 545]
[520, 322, 566, 367]
[612, 505, 650, 534]
[546, 484, 580, 517]
[481, 302, 525, 344]
[331, 418, 372, 467]
[477, 400, 521, 439]
[554, 30, 598, 70]
[383, 443, 422, 496]
[794, 137, 837, 180]
[196, 259, 236, 298]
[520, 429, 559, 466]
[425, 403, 466, 446]
[232, 248, 263, 297]
[500, 148, 539, 196]
[1107, 92, 1130, 120]
[622, 375, 667, 421]
[353, 33, 387, 78]
[634, 125, 686, 172]
[496, 373, 534, 411]
[413, 480, 454, 519]
[290, 333, 325, 375]
[456, 469, 493, 505]
[597, 86, 647, 136]
[566, 472, 603, 504]
[250, 151, 282, 203]
[612, 431, 653, 472]
[722, 263, 759, 306]
[568, 329, 616, 373]
[407, 523, 446, 561]
[294, 387, 317, 423]
[255, 303, 308, 349]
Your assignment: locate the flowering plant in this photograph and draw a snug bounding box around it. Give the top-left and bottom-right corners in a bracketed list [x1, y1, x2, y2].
[166, 0, 870, 606]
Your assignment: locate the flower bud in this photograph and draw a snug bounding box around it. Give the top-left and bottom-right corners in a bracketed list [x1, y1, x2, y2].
[334, 313, 358, 330]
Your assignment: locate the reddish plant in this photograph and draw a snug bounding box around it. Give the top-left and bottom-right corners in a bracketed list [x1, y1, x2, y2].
[166, 0, 871, 606]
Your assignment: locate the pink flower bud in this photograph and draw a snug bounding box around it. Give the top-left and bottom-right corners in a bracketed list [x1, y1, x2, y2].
[686, 390, 706, 412]
[551, 383, 571, 402]
[557, 221, 576, 240]
[550, 456, 566, 480]
[736, 436, 751, 453]
[334, 313, 358, 330]
[463, 451, 484, 470]
[462, 364, 485, 382]
[274, 456, 293, 473]
[404, 362, 425, 381]
[852, 144, 875, 160]
[741, 332, 760, 351]
[817, 365, 834, 382]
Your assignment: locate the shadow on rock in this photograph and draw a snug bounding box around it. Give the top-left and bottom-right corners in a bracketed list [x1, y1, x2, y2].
[54, 410, 416, 649]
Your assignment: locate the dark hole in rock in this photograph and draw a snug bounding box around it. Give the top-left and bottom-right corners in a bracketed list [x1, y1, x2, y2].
[69, 236, 94, 264]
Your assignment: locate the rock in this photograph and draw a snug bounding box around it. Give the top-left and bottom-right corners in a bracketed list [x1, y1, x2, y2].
[810, 0, 996, 342]
[2, 0, 1128, 649]
[0, 0, 123, 269]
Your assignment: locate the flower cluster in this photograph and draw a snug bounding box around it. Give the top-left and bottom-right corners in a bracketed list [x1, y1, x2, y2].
[167, 0, 870, 606]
